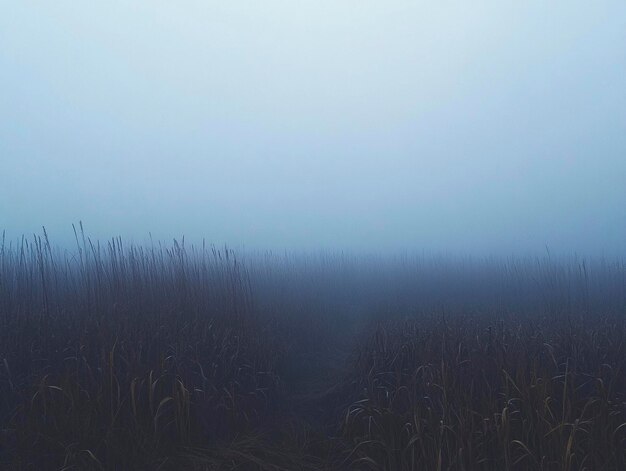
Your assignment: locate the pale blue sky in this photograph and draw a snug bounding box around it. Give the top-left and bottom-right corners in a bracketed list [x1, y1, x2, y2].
[1, 1, 625, 254]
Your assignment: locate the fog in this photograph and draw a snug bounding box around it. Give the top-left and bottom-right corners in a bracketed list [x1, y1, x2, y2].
[1, 1, 625, 255]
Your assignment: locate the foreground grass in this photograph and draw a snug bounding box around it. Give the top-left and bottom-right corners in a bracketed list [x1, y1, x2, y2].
[343, 316, 625, 470]
[0, 230, 625, 469]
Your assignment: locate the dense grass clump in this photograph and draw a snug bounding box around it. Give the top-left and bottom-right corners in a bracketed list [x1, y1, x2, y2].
[343, 316, 625, 470]
[0, 229, 625, 469]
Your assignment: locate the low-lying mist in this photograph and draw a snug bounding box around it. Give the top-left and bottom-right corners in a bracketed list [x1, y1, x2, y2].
[0, 228, 625, 469]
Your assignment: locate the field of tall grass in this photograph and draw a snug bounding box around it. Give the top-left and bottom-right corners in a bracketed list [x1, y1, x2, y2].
[1, 228, 625, 470]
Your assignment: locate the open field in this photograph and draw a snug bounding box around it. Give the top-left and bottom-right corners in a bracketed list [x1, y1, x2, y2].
[0, 230, 625, 470]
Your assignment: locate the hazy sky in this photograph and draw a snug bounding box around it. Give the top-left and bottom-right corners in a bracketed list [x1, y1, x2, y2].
[1, 1, 625, 254]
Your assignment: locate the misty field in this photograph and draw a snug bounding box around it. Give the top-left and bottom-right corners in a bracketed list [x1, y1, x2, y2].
[0, 230, 625, 470]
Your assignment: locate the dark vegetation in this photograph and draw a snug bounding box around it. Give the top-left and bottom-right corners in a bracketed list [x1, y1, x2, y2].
[0, 228, 625, 470]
